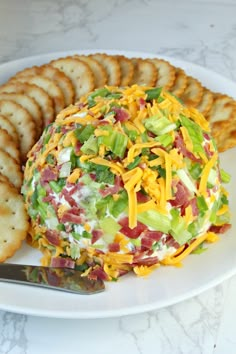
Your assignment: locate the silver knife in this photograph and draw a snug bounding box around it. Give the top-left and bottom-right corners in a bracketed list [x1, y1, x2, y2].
[0, 263, 105, 294]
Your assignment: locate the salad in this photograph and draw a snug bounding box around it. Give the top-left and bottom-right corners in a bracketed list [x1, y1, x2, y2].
[22, 85, 231, 281]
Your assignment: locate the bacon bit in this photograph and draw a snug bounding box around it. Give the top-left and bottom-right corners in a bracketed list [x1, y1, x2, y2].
[147, 131, 156, 138]
[61, 189, 77, 207]
[118, 269, 129, 277]
[88, 109, 95, 117]
[43, 194, 58, 212]
[119, 217, 147, 239]
[50, 257, 75, 269]
[204, 142, 214, 158]
[203, 133, 211, 141]
[170, 181, 190, 208]
[88, 267, 109, 281]
[45, 229, 60, 246]
[188, 198, 199, 216]
[165, 235, 180, 249]
[113, 107, 130, 122]
[99, 120, 110, 125]
[139, 97, 146, 109]
[76, 102, 85, 109]
[60, 210, 83, 224]
[141, 237, 154, 250]
[137, 191, 150, 203]
[41, 167, 58, 183]
[209, 223, 231, 234]
[91, 229, 103, 244]
[67, 181, 84, 191]
[99, 175, 122, 197]
[108, 242, 120, 252]
[144, 230, 163, 241]
[61, 126, 69, 134]
[75, 141, 82, 154]
[133, 256, 159, 267]
[174, 133, 201, 162]
[42, 195, 53, 203]
[89, 173, 97, 181]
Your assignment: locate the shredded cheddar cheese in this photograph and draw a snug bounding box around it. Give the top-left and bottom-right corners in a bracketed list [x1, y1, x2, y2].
[199, 153, 218, 196]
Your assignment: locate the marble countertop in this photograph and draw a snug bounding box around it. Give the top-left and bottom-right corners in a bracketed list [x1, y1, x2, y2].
[0, 0, 236, 353]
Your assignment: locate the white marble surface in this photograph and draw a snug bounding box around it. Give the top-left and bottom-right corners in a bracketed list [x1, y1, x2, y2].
[0, 0, 236, 353]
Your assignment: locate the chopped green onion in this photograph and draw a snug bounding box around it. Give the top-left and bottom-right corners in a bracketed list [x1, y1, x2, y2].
[177, 169, 197, 193]
[197, 196, 208, 216]
[137, 209, 171, 234]
[145, 87, 162, 101]
[127, 156, 141, 170]
[155, 133, 173, 147]
[89, 87, 111, 99]
[144, 116, 176, 136]
[45, 154, 55, 165]
[57, 223, 66, 231]
[191, 244, 208, 255]
[220, 169, 231, 183]
[81, 135, 98, 155]
[122, 125, 138, 142]
[221, 193, 229, 205]
[49, 181, 61, 194]
[180, 114, 206, 157]
[106, 92, 123, 99]
[109, 190, 128, 218]
[189, 162, 202, 180]
[72, 232, 81, 241]
[170, 209, 192, 245]
[75, 124, 95, 143]
[100, 217, 121, 235]
[97, 126, 128, 158]
[82, 231, 92, 239]
[112, 132, 128, 158]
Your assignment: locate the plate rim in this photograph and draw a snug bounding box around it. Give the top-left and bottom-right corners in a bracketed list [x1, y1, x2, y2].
[0, 49, 235, 319]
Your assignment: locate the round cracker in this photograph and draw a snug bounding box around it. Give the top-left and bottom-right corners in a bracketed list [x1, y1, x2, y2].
[116, 55, 134, 86]
[0, 180, 29, 263]
[11, 75, 65, 115]
[206, 93, 236, 124]
[0, 82, 54, 127]
[131, 58, 158, 86]
[196, 88, 214, 116]
[180, 75, 203, 107]
[0, 129, 20, 163]
[50, 57, 95, 101]
[0, 92, 43, 139]
[74, 55, 108, 88]
[148, 58, 176, 90]
[211, 120, 236, 152]
[89, 53, 121, 86]
[0, 114, 19, 143]
[169, 67, 188, 97]
[0, 100, 36, 160]
[0, 148, 22, 189]
[13, 64, 74, 107]
[0, 172, 11, 185]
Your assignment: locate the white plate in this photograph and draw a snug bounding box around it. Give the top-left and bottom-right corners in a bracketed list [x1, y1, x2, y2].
[0, 50, 235, 319]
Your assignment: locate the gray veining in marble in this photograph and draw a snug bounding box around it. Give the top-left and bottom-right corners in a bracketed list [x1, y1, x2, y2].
[0, 312, 28, 354]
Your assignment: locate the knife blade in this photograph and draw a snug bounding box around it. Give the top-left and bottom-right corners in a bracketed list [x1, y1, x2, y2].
[0, 263, 105, 294]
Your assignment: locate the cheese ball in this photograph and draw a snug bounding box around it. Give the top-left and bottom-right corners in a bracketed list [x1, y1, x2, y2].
[22, 85, 231, 280]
